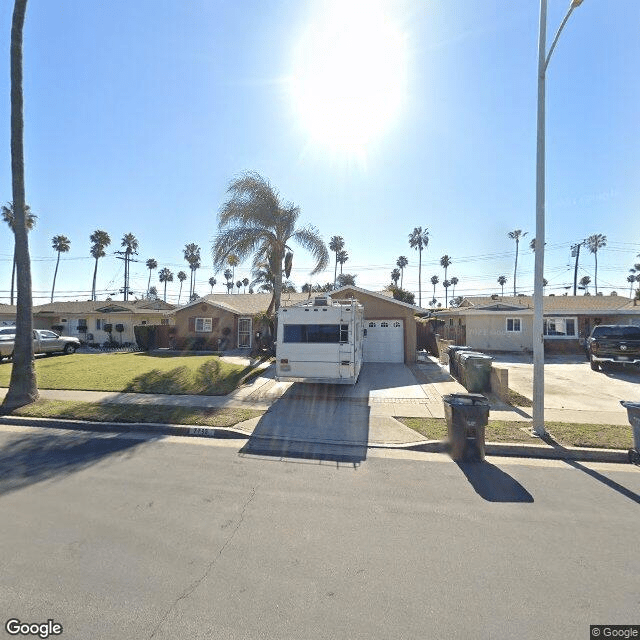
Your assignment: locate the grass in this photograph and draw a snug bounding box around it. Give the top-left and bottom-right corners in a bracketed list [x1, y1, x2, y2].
[0, 353, 257, 395]
[397, 417, 633, 450]
[505, 388, 533, 408]
[11, 399, 263, 428]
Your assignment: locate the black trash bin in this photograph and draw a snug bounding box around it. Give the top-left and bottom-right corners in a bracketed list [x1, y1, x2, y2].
[620, 401, 640, 465]
[447, 345, 474, 379]
[443, 393, 490, 462]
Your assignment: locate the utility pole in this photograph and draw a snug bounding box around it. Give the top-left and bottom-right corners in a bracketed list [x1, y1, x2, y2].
[571, 241, 582, 296]
[115, 252, 128, 301]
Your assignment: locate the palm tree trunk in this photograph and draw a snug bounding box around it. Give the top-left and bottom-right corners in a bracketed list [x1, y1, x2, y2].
[147, 270, 152, 296]
[10, 252, 16, 305]
[513, 241, 519, 296]
[92, 257, 99, 301]
[178, 281, 183, 304]
[4, 0, 38, 409]
[164, 280, 168, 302]
[333, 254, 338, 288]
[418, 247, 422, 307]
[594, 253, 598, 294]
[51, 250, 60, 303]
[400, 268, 403, 290]
[444, 267, 448, 307]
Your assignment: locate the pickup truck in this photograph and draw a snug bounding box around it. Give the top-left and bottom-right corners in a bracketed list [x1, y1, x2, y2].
[586, 325, 640, 371]
[0, 329, 80, 360]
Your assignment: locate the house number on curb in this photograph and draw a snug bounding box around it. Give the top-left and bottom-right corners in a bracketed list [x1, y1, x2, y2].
[189, 427, 216, 437]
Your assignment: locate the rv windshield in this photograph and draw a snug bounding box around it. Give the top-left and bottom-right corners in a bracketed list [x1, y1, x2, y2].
[283, 324, 349, 343]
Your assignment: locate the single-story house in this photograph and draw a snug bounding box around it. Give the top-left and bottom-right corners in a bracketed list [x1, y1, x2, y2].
[434, 294, 640, 353]
[0, 304, 17, 326]
[32, 299, 176, 345]
[173, 286, 429, 363]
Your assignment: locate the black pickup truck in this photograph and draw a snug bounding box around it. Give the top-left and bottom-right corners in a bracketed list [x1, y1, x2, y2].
[586, 325, 640, 371]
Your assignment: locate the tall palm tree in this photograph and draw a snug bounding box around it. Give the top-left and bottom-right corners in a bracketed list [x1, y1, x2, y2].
[628, 273, 638, 298]
[212, 172, 329, 317]
[158, 267, 173, 302]
[443, 280, 451, 306]
[430, 274, 439, 304]
[450, 276, 459, 298]
[2, 202, 36, 305]
[50, 234, 70, 303]
[183, 243, 201, 298]
[223, 268, 233, 293]
[236, 280, 242, 294]
[3, 0, 37, 409]
[145, 258, 157, 296]
[409, 227, 430, 307]
[120, 233, 139, 301]
[390, 268, 400, 286]
[329, 236, 344, 289]
[208, 276, 217, 294]
[227, 254, 239, 282]
[508, 229, 527, 296]
[177, 270, 187, 303]
[336, 249, 349, 275]
[242, 277, 249, 293]
[440, 255, 451, 306]
[497, 275, 507, 297]
[579, 275, 591, 294]
[585, 233, 607, 294]
[396, 255, 408, 289]
[89, 229, 111, 301]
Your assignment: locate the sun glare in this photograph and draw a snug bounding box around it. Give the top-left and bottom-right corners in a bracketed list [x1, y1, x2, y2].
[291, 1, 407, 153]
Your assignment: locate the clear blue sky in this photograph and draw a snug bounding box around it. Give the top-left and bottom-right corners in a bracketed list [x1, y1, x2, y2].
[1, 0, 639, 305]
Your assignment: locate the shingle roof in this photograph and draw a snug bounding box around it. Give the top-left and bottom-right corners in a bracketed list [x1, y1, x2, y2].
[331, 285, 430, 312]
[455, 295, 637, 313]
[34, 300, 174, 315]
[177, 292, 311, 316]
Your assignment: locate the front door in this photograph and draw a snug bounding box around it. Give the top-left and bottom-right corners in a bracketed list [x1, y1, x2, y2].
[238, 317, 252, 349]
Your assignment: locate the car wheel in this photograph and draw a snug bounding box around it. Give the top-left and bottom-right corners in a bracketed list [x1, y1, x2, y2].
[63, 344, 77, 355]
[589, 356, 599, 371]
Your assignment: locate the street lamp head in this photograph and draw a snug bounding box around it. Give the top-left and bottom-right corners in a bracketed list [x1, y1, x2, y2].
[570, 0, 584, 8]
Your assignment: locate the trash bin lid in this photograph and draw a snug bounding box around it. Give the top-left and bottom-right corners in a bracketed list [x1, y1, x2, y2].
[443, 393, 489, 405]
[459, 352, 493, 363]
[620, 400, 640, 410]
[447, 345, 473, 354]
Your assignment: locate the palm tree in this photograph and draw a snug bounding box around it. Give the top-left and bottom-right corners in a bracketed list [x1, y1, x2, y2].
[3, 0, 37, 409]
[212, 172, 329, 317]
[440, 255, 451, 306]
[585, 234, 607, 294]
[497, 275, 507, 297]
[579, 275, 591, 294]
[50, 235, 70, 303]
[628, 273, 637, 298]
[242, 277, 249, 293]
[208, 276, 216, 294]
[450, 276, 459, 298]
[89, 229, 111, 301]
[508, 229, 527, 296]
[223, 268, 233, 293]
[336, 249, 349, 275]
[396, 256, 408, 289]
[158, 267, 173, 302]
[391, 268, 400, 286]
[120, 233, 139, 301]
[145, 258, 157, 296]
[443, 280, 451, 306]
[409, 227, 430, 306]
[329, 236, 345, 289]
[2, 202, 36, 305]
[529, 238, 536, 252]
[177, 270, 187, 303]
[236, 280, 242, 293]
[183, 243, 201, 298]
[430, 274, 439, 304]
[227, 254, 239, 282]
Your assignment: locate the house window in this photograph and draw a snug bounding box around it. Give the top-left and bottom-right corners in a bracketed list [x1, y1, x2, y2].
[195, 318, 212, 332]
[78, 318, 87, 328]
[238, 317, 252, 348]
[161, 318, 169, 326]
[544, 317, 577, 338]
[96, 318, 105, 330]
[369, 322, 376, 328]
[141, 320, 147, 326]
[506, 318, 522, 333]
[283, 324, 348, 344]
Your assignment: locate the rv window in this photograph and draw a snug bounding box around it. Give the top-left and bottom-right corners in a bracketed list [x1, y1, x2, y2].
[283, 324, 349, 343]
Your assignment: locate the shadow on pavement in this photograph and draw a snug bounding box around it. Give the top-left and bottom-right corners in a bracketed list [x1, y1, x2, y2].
[456, 461, 534, 503]
[0, 430, 163, 496]
[239, 383, 369, 464]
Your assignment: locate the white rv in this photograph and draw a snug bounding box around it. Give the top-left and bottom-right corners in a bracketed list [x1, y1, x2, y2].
[275, 296, 364, 384]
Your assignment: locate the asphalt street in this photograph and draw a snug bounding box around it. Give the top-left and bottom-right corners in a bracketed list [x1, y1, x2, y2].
[0, 423, 638, 640]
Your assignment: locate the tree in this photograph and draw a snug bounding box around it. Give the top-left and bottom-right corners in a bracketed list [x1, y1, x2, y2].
[282, 280, 297, 293]
[628, 273, 637, 298]
[585, 234, 607, 294]
[430, 274, 439, 304]
[227, 254, 239, 282]
[508, 230, 527, 296]
[223, 268, 233, 293]
[396, 256, 408, 289]
[177, 270, 187, 303]
[336, 249, 349, 274]
[336, 273, 356, 287]
[236, 279, 242, 293]
[212, 172, 329, 318]
[2, 201, 36, 305]
[148, 286, 158, 299]
[408, 227, 430, 307]
[158, 267, 173, 302]
[208, 276, 217, 294]
[183, 243, 201, 298]
[3, 0, 37, 409]
[329, 236, 345, 289]
[389, 286, 415, 305]
[450, 276, 458, 298]
[443, 279, 451, 306]
[145, 258, 158, 296]
[50, 234, 70, 303]
[120, 233, 139, 301]
[579, 275, 591, 295]
[450, 296, 463, 308]
[242, 277, 249, 293]
[440, 255, 451, 307]
[89, 229, 111, 301]
[390, 268, 400, 286]
[497, 275, 507, 297]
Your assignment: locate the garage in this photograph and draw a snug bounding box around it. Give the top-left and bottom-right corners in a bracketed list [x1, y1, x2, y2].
[363, 319, 404, 362]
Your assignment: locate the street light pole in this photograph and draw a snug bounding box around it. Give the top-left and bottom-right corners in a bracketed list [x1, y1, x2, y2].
[532, 0, 583, 437]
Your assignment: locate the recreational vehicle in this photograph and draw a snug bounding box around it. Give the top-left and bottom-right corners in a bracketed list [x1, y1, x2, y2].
[275, 296, 364, 384]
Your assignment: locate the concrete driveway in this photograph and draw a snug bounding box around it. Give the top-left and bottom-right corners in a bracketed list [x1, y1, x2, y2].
[493, 354, 640, 424]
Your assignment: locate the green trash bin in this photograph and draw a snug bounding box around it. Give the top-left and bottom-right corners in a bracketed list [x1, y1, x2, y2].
[620, 401, 640, 465]
[459, 352, 493, 393]
[446, 345, 474, 379]
[443, 393, 490, 462]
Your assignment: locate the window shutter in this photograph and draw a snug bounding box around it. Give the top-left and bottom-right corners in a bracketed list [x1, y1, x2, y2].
[188, 317, 195, 332]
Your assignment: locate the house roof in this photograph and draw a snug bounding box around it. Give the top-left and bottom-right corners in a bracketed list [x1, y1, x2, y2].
[446, 295, 638, 314]
[331, 285, 430, 313]
[34, 299, 175, 315]
[177, 292, 311, 316]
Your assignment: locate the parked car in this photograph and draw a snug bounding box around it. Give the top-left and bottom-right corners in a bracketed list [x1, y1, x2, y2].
[586, 325, 640, 371]
[0, 329, 80, 360]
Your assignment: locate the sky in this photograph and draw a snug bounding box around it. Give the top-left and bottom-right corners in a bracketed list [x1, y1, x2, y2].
[0, 0, 639, 307]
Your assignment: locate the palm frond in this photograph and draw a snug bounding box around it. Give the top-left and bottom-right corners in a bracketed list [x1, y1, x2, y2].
[291, 225, 329, 275]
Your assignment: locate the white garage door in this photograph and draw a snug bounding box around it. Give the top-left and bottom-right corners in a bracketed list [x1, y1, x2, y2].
[363, 320, 404, 363]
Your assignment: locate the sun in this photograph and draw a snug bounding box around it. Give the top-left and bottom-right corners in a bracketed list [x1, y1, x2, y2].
[291, 1, 407, 153]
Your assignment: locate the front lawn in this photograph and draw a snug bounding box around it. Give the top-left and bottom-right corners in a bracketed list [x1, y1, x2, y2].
[0, 353, 256, 395]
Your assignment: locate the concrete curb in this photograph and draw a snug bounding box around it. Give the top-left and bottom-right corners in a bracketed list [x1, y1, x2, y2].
[0, 415, 634, 464]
